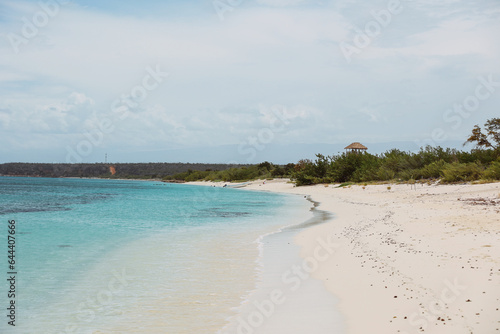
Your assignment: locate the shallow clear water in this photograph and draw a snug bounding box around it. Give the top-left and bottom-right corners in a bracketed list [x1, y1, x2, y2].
[0, 177, 312, 333]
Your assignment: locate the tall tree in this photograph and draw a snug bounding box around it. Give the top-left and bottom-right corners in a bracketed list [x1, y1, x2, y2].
[465, 118, 500, 149]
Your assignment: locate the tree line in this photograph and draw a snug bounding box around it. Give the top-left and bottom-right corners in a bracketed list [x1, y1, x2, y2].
[165, 118, 500, 185]
[2, 118, 499, 186]
[293, 118, 500, 185]
[163, 162, 296, 182]
[0, 163, 250, 179]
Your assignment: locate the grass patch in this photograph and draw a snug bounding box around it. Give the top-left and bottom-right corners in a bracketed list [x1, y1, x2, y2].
[337, 182, 354, 188]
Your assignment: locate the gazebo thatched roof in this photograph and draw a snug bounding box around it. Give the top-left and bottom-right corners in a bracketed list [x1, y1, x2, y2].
[344, 142, 368, 150]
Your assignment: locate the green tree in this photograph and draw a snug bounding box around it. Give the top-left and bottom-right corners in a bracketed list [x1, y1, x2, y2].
[313, 154, 330, 179]
[328, 153, 364, 183]
[291, 159, 316, 186]
[257, 161, 272, 171]
[465, 118, 500, 149]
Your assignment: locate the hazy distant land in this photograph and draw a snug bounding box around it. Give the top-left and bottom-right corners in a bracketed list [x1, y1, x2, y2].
[0, 162, 250, 179]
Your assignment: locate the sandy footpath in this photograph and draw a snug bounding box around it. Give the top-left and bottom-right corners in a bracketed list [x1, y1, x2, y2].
[189, 179, 500, 334]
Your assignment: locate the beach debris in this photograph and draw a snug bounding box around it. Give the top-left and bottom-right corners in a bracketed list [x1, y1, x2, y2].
[459, 197, 500, 206]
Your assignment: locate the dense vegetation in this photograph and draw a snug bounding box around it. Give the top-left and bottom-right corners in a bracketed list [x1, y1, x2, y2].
[160, 146, 500, 186]
[162, 147, 500, 185]
[163, 162, 295, 182]
[291, 146, 500, 186]
[291, 117, 500, 186]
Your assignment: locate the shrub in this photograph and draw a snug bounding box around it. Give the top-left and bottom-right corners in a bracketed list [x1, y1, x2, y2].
[482, 161, 500, 180]
[286, 146, 499, 187]
[457, 149, 498, 164]
[351, 154, 381, 182]
[419, 159, 446, 179]
[397, 168, 423, 181]
[417, 146, 457, 165]
[441, 162, 484, 183]
[376, 167, 395, 181]
[294, 173, 316, 186]
[291, 159, 316, 186]
[328, 153, 366, 183]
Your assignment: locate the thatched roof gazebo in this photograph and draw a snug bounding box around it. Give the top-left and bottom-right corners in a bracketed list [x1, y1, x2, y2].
[344, 142, 368, 154]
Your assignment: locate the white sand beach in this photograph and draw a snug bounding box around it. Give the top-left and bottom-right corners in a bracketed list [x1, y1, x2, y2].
[190, 179, 500, 334]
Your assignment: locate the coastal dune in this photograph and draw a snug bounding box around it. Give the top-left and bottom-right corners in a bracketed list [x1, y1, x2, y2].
[192, 179, 500, 333]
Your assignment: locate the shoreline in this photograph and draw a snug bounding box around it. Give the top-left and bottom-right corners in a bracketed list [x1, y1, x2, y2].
[5, 177, 313, 333]
[189, 179, 500, 334]
[218, 192, 344, 334]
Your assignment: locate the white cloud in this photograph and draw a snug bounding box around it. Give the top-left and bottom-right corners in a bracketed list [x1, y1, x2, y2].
[1, 92, 96, 135]
[0, 0, 499, 162]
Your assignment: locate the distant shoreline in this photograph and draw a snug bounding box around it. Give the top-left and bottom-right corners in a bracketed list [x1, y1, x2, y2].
[0, 174, 164, 182]
[0, 162, 249, 180]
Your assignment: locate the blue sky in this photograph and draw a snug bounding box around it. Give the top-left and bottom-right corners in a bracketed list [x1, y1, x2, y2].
[0, 0, 499, 163]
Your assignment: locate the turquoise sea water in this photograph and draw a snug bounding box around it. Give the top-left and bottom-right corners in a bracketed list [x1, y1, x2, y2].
[0, 177, 312, 333]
